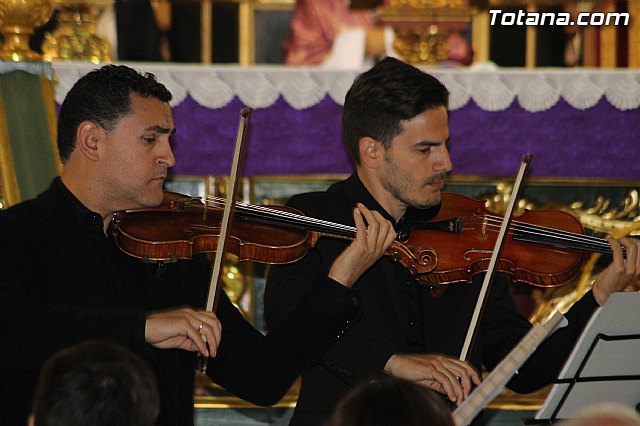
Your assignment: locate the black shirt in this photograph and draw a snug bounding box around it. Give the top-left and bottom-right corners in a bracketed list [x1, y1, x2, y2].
[265, 173, 599, 426]
[0, 177, 360, 425]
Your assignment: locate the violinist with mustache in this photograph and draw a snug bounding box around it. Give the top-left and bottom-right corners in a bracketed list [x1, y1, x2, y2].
[0, 64, 398, 426]
[264, 57, 640, 426]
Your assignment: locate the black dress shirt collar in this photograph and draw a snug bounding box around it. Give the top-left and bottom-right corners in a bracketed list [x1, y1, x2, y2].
[46, 177, 105, 235]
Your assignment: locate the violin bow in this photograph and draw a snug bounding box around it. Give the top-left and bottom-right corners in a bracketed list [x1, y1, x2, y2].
[453, 310, 566, 426]
[205, 107, 252, 312]
[198, 107, 253, 373]
[458, 153, 532, 362]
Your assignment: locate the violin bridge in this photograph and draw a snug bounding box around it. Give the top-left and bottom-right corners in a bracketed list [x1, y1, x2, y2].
[482, 215, 487, 237]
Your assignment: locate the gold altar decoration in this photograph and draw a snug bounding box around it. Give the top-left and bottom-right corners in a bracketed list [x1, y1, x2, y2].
[480, 181, 536, 216]
[42, 0, 112, 63]
[377, 0, 471, 64]
[568, 189, 640, 236]
[530, 189, 640, 325]
[0, 0, 55, 61]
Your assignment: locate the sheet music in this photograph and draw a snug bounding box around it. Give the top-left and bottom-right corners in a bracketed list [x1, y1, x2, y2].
[453, 311, 567, 426]
[558, 291, 640, 379]
[535, 291, 640, 421]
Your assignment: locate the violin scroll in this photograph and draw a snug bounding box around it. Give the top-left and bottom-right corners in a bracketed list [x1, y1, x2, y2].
[386, 241, 438, 276]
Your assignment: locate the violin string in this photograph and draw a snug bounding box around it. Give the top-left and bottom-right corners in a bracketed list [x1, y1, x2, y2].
[208, 196, 354, 232]
[486, 215, 612, 251]
[477, 215, 608, 247]
[463, 215, 614, 254]
[242, 207, 357, 236]
[461, 216, 581, 247]
[462, 216, 599, 243]
[203, 196, 357, 237]
[201, 196, 619, 255]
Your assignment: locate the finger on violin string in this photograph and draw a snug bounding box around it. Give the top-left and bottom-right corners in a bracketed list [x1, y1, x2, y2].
[355, 203, 379, 231]
[355, 204, 394, 251]
[606, 236, 623, 258]
[619, 237, 639, 264]
[369, 210, 395, 249]
[352, 205, 368, 241]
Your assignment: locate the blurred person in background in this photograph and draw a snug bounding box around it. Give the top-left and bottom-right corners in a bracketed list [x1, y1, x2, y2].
[284, 0, 473, 69]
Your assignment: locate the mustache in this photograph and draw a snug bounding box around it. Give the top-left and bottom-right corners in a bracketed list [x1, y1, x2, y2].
[156, 167, 169, 179]
[426, 173, 448, 185]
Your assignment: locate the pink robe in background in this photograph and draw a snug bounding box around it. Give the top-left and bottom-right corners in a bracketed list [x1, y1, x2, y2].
[284, 0, 473, 67]
[284, 0, 375, 66]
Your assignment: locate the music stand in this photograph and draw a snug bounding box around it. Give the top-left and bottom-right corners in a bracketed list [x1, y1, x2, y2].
[526, 291, 640, 424]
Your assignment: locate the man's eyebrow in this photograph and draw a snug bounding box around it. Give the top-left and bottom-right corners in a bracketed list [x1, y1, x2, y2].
[415, 138, 448, 147]
[147, 125, 176, 135]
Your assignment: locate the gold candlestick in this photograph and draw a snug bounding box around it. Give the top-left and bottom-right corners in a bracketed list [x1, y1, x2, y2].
[42, 0, 112, 63]
[377, 0, 470, 64]
[0, 0, 55, 61]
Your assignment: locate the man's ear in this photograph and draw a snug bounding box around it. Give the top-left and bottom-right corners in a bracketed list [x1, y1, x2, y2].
[358, 136, 383, 169]
[75, 121, 103, 162]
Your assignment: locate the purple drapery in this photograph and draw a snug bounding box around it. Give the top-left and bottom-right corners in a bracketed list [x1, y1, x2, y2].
[170, 94, 640, 181]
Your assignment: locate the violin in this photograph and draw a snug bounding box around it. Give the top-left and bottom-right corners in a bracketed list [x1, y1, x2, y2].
[400, 192, 594, 288]
[113, 191, 614, 290]
[114, 191, 314, 265]
[113, 191, 425, 272]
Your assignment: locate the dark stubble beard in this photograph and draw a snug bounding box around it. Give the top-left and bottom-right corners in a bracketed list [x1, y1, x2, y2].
[381, 152, 447, 210]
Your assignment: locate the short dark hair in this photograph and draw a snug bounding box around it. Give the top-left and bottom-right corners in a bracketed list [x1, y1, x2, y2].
[326, 375, 455, 426]
[32, 340, 160, 426]
[57, 64, 172, 163]
[342, 57, 449, 164]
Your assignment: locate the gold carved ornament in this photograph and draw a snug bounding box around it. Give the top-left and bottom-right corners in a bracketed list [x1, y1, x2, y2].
[377, 0, 470, 64]
[0, 0, 55, 61]
[42, 0, 113, 63]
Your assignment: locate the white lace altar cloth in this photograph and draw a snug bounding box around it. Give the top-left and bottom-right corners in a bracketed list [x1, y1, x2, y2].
[52, 62, 640, 113]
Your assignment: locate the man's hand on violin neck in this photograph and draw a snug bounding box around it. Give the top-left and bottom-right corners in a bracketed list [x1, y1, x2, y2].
[328, 203, 396, 287]
[145, 307, 222, 357]
[383, 353, 481, 406]
[592, 236, 640, 306]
